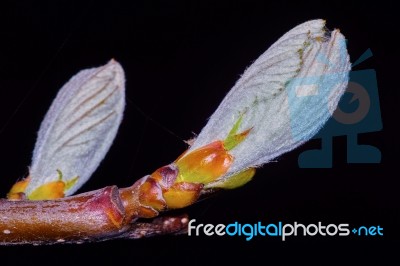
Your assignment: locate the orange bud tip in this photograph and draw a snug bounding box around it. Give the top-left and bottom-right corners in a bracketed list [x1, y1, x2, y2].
[7, 177, 31, 200]
[163, 182, 203, 209]
[28, 181, 66, 200]
[176, 141, 233, 184]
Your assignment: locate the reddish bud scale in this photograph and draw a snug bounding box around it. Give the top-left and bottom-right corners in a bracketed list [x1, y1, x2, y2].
[145, 141, 235, 210]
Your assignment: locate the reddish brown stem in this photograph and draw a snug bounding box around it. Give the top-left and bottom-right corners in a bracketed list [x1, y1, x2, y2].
[0, 167, 199, 245]
[0, 186, 130, 245]
[118, 214, 189, 240]
[0, 176, 189, 245]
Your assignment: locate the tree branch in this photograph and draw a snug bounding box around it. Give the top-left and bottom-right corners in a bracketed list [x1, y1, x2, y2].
[0, 178, 188, 245]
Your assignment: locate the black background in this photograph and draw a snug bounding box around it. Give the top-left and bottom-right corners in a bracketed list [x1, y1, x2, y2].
[0, 0, 398, 264]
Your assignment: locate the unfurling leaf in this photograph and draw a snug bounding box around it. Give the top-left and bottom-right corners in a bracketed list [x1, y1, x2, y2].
[8, 60, 125, 199]
[147, 19, 351, 208]
[184, 19, 350, 188]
